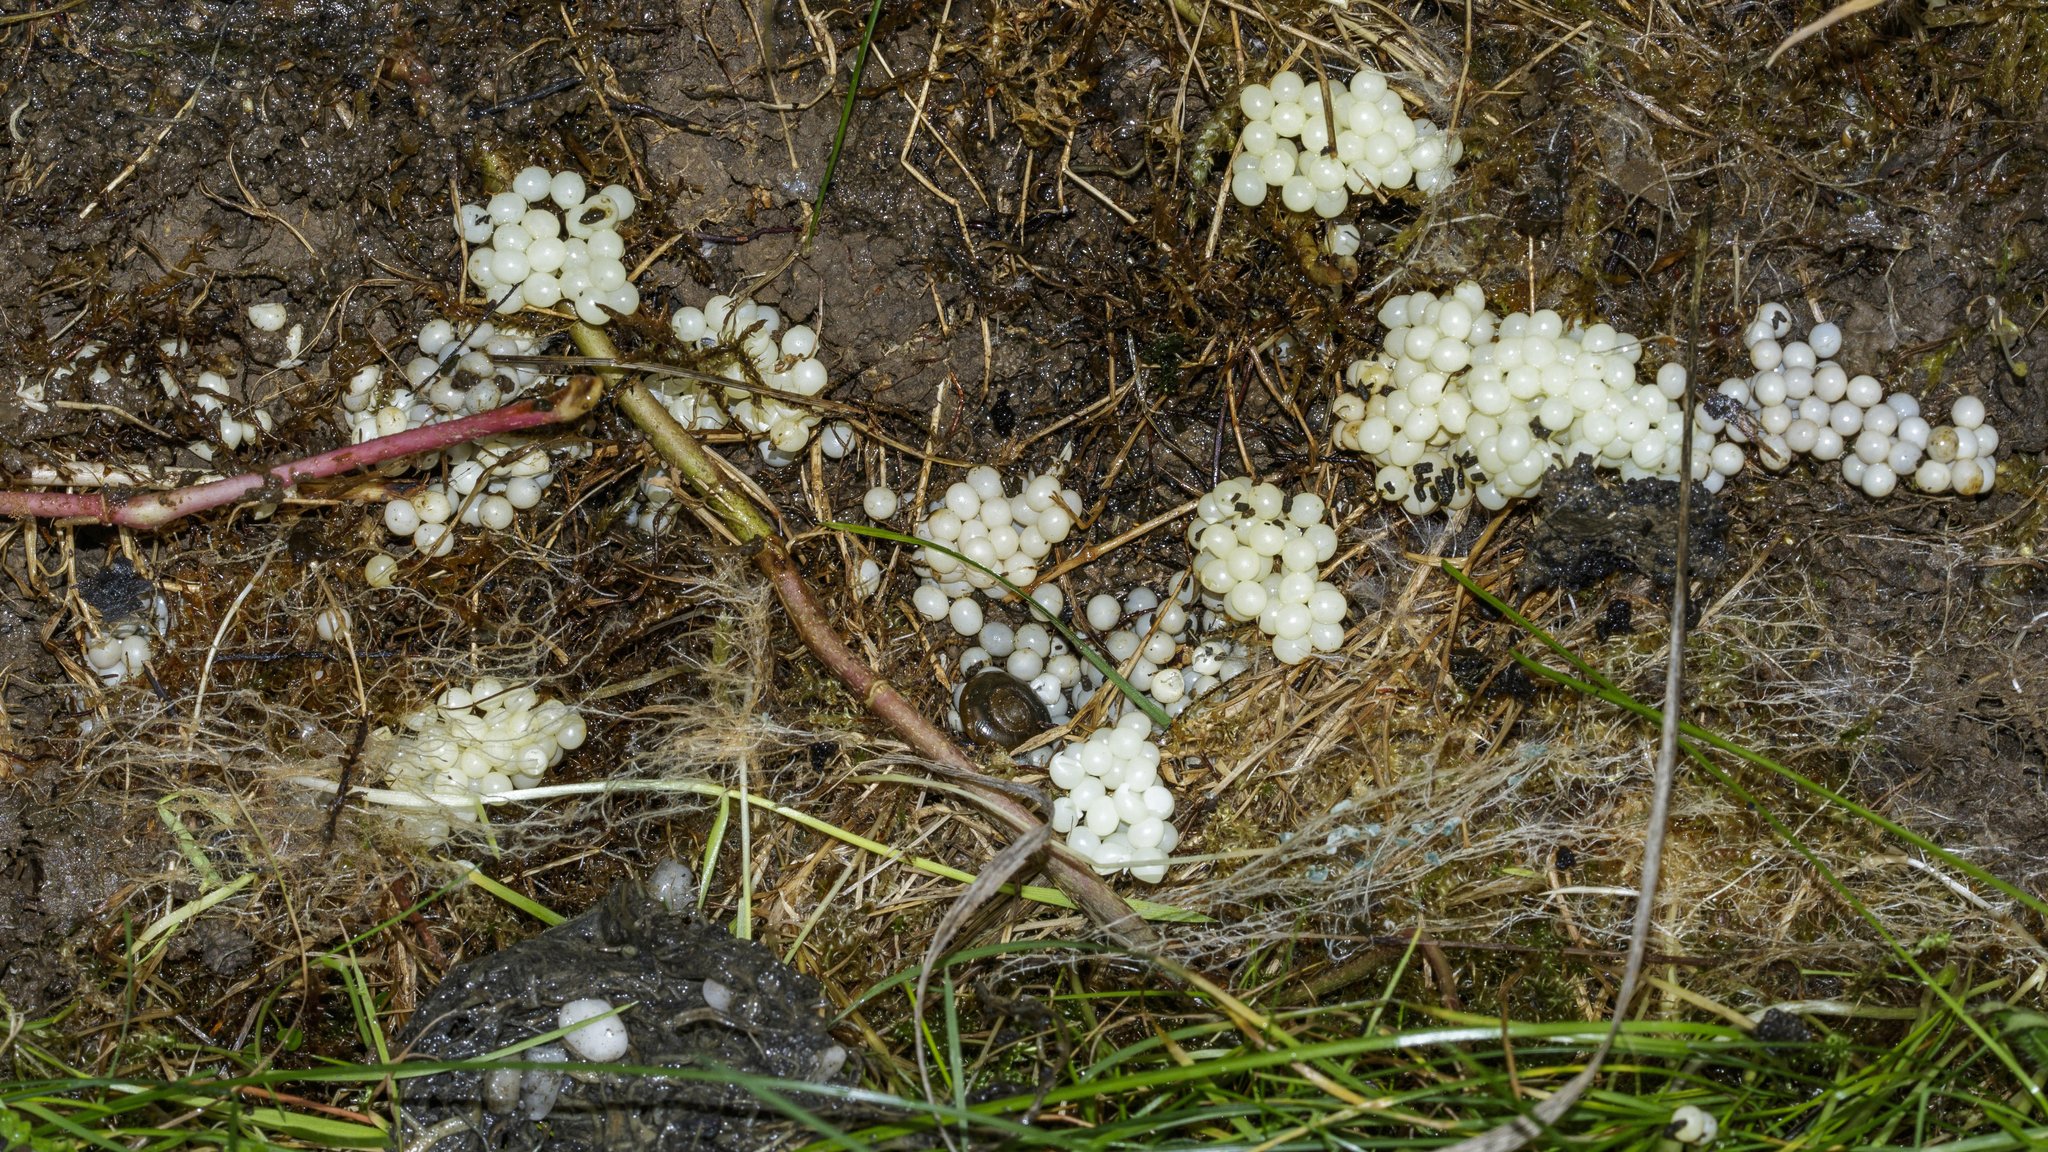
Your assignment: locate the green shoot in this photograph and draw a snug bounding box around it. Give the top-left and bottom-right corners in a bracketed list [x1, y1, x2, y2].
[806, 0, 886, 244]
[459, 866, 566, 926]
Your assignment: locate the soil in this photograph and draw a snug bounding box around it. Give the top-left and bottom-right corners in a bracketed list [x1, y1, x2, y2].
[1520, 457, 1731, 593]
[0, 784, 156, 1012]
[2, 0, 2047, 1110]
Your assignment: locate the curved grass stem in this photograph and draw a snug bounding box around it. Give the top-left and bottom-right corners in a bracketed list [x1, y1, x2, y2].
[291, 775, 1196, 924]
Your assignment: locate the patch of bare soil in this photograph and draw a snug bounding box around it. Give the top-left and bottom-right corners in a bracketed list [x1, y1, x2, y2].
[0, 783, 153, 1014]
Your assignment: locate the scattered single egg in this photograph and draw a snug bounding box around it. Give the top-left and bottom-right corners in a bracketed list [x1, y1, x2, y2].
[862, 486, 899, 519]
[558, 997, 630, 1062]
[1667, 1104, 1719, 1146]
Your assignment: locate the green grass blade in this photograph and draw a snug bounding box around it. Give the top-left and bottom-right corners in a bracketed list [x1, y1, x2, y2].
[700, 789, 731, 914]
[126, 872, 253, 964]
[826, 520, 1172, 728]
[161, 1098, 386, 1147]
[1437, 559, 2048, 1122]
[1445, 554, 2048, 919]
[1440, 560, 1616, 691]
[317, 949, 390, 1065]
[806, 0, 886, 244]
[1500, 649, 2048, 923]
[1475, 648, 2043, 1117]
[743, 1080, 880, 1152]
[332, 875, 467, 954]
[8, 1100, 131, 1151]
[1687, 747, 2044, 1116]
[460, 866, 565, 926]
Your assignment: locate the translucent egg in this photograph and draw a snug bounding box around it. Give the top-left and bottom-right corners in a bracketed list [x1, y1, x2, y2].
[1952, 394, 1986, 429]
[459, 203, 494, 244]
[488, 191, 527, 224]
[512, 166, 553, 202]
[1808, 321, 1843, 358]
[1280, 175, 1317, 213]
[1239, 82, 1275, 120]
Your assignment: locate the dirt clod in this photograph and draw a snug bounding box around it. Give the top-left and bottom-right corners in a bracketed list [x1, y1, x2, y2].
[1753, 1008, 1815, 1046]
[1520, 459, 1730, 593]
[396, 869, 853, 1151]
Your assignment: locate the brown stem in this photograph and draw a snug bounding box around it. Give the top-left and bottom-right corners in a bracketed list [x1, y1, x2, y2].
[585, 322, 1157, 951]
[755, 538, 1156, 950]
[0, 379, 603, 530]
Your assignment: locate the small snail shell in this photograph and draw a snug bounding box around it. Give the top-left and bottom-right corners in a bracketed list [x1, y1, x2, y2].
[958, 669, 1051, 749]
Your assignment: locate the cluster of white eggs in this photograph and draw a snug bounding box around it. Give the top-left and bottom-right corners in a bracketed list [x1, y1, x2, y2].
[1077, 583, 1207, 712]
[128, 334, 272, 456]
[958, 579, 1243, 732]
[39, 329, 294, 467]
[1075, 582, 1255, 718]
[17, 339, 113, 417]
[887, 464, 1263, 728]
[1188, 478, 1349, 665]
[1229, 67, 1460, 216]
[957, 618, 1085, 726]
[376, 434, 557, 557]
[380, 679, 588, 805]
[1667, 1104, 1719, 1146]
[79, 571, 170, 687]
[907, 466, 1083, 626]
[372, 317, 554, 419]
[35, 329, 288, 474]
[627, 297, 844, 535]
[84, 622, 153, 685]
[1717, 303, 1998, 498]
[1333, 284, 2002, 513]
[1047, 710, 1179, 883]
[345, 320, 546, 431]
[459, 167, 640, 324]
[174, 368, 270, 453]
[663, 294, 840, 467]
[337, 319, 573, 559]
[61, 334, 276, 459]
[1333, 282, 1684, 512]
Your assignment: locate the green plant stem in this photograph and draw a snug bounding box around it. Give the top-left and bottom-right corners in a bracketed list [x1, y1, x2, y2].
[574, 322, 1160, 951]
[615, 380, 774, 544]
[808, 0, 886, 243]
